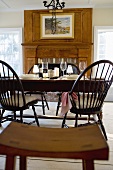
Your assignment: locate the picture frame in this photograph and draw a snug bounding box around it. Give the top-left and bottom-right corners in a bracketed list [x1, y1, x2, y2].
[40, 13, 74, 39]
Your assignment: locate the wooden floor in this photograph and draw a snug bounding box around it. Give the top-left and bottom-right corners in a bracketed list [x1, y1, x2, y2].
[0, 101, 113, 170]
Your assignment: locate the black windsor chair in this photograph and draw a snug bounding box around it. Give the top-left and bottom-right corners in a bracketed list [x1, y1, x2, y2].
[0, 60, 39, 126]
[61, 60, 113, 140]
[25, 65, 49, 115]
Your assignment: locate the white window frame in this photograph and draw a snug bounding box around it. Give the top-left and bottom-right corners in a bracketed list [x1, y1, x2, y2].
[94, 26, 113, 101]
[0, 27, 23, 75]
[94, 26, 113, 62]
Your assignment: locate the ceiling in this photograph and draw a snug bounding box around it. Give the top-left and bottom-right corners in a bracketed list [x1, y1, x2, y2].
[0, 0, 113, 12]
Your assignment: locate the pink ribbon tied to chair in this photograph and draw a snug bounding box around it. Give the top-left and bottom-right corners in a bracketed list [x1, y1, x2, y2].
[60, 92, 78, 117]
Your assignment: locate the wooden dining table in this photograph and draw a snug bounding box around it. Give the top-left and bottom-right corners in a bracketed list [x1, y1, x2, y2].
[20, 77, 98, 92]
[20, 77, 75, 92]
[20, 76, 104, 96]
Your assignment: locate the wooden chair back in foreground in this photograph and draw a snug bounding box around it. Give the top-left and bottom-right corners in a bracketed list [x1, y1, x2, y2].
[62, 60, 113, 140]
[0, 122, 109, 170]
[0, 60, 39, 126]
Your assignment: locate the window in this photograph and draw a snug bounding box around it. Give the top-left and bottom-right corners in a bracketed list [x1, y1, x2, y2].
[0, 28, 23, 76]
[94, 26, 113, 101]
[94, 26, 113, 62]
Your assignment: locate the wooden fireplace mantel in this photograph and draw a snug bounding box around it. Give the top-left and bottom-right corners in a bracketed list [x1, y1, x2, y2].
[22, 8, 93, 73]
[22, 42, 92, 73]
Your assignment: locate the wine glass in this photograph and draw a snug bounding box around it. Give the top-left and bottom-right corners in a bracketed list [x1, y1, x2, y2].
[79, 61, 86, 73]
[60, 61, 67, 76]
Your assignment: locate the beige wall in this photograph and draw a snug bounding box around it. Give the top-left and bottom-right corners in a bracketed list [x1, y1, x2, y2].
[92, 8, 113, 61]
[93, 8, 113, 26]
[0, 11, 24, 27]
[0, 8, 113, 28]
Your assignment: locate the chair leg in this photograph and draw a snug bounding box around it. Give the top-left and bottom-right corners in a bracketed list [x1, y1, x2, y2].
[20, 110, 23, 123]
[1, 109, 5, 117]
[41, 94, 45, 115]
[0, 109, 5, 126]
[20, 156, 27, 170]
[32, 105, 40, 126]
[75, 114, 78, 127]
[14, 111, 16, 120]
[97, 114, 107, 140]
[56, 95, 61, 116]
[82, 159, 94, 170]
[43, 94, 49, 110]
[5, 155, 16, 170]
[61, 112, 67, 128]
[0, 109, 2, 126]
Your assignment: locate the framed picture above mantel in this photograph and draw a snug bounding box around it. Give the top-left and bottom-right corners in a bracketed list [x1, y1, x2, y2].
[40, 13, 74, 39]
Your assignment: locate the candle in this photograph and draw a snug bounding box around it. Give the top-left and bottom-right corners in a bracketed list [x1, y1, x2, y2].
[53, 58, 55, 63]
[38, 58, 40, 63]
[54, 67, 59, 77]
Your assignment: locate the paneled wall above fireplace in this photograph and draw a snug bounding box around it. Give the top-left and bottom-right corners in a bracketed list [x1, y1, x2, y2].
[22, 8, 93, 73]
